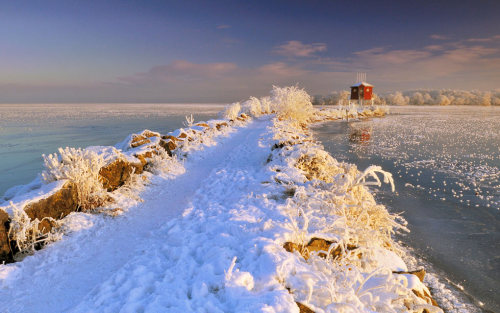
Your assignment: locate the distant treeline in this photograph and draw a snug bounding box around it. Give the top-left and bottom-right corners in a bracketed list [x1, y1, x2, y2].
[313, 89, 500, 106]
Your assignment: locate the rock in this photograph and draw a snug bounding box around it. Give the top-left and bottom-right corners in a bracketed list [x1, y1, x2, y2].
[161, 135, 179, 142]
[141, 130, 160, 138]
[396, 269, 440, 311]
[130, 130, 160, 148]
[159, 139, 174, 156]
[99, 159, 142, 191]
[135, 151, 155, 166]
[195, 122, 210, 128]
[215, 122, 228, 130]
[393, 269, 426, 282]
[283, 237, 357, 260]
[0, 209, 13, 263]
[296, 302, 314, 313]
[412, 288, 439, 307]
[135, 154, 148, 167]
[24, 182, 79, 233]
[130, 135, 151, 148]
[306, 238, 336, 258]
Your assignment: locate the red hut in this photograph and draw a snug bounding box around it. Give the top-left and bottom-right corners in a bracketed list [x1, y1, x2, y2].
[349, 73, 374, 106]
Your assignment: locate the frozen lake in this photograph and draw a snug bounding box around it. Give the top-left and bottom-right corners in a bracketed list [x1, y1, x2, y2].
[313, 106, 499, 312]
[0, 103, 224, 197]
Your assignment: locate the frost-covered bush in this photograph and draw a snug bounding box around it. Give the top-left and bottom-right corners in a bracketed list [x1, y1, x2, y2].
[219, 85, 318, 124]
[241, 96, 262, 117]
[260, 96, 272, 114]
[295, 150, 345, 183]
[147, 149, 186, 178]
[42, 147, 108, 211]
[8, 203, 62, 255]
[222, 102, 241, 120]
[270, 85, 315, 125]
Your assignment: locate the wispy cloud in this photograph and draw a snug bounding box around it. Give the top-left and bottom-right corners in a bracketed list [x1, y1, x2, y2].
[216, 24, 231, 29]
[430, 34, 448, 40]
[273, 40, 327, 57]
[118, 60, 238, 85]
[465, 35, 500, 42]
[327, 37, 500, 88]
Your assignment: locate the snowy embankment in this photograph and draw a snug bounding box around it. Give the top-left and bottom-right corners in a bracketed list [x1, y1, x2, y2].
[0, 86, 441, 312]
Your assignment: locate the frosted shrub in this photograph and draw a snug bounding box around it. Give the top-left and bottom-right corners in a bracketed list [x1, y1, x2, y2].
[372, 105, 388, 116]
[183, 114, 194, 127]
[42, 147, 108, 211]
[353, 165, 395, 192]
[222, 102, 241, 120]
[147, 149, 186, 178]
[270, 85, 315, 125]
[241, 96, 262, 117]
[8, 203, 62, 254]
[260, 96, 272, 114]
[295, 150, 345, 183]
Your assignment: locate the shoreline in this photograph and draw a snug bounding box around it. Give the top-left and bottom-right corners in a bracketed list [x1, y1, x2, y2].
[310, 108, 498, 312]
[1, 87, 445, 312]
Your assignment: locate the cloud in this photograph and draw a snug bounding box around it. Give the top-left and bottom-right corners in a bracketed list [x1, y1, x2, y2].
[257, 62, 307, 77]
[106, 59, 352, 102]
[2, 36, 499, 103]
[430, 34, 448, 40]
[465, 35, 500, 42]
[216, 24, 231, 29]
[273, 41, 327, 57]
[354, 47, 431, 65]
[117, 60, 238, 85]
[424, 45, 445, 51]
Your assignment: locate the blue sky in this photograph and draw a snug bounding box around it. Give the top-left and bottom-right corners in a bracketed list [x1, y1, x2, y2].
[1, 0, 499, 102]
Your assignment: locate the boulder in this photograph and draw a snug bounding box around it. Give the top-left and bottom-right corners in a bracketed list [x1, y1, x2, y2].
[162, 135, 179, 142]
[0, 210, 13, 263]
[159, 139, 174, 156]
[99, 159, 143, 191]
[412, 288, 439, 307]
[24, 182, 79, 233]
[296, 302, 314, 313]
[195, 122, 210, 128]
[393, 269, 426, 282]
[284, 237, 357, 260]
[216, 122, 228, 130]
[130, 130, 160, 148]
[141, 130, 160, 138]
[130, 135, 151, 148]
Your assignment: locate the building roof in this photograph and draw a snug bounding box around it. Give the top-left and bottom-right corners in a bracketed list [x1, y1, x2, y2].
[350, 82, 373, 87]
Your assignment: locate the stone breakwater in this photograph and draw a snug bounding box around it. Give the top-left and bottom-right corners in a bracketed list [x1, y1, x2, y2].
[2, 95, 444, 312]
[0, 118, 233, 263]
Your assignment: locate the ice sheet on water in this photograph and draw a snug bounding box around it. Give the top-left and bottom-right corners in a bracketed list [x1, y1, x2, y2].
[313, 105, 500, 312]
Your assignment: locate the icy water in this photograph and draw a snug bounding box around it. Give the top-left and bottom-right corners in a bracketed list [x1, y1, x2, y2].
[313, 106, 500, 312]
[0, 103, 223, 197]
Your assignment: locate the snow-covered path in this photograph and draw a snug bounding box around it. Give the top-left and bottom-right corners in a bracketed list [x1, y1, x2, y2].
[0, 118, 274, 313]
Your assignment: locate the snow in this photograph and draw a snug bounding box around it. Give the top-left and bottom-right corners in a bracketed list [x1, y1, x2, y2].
[0, 180, 67, 215]
[351, 82, 373, 87]
[0, 90, 445, 312]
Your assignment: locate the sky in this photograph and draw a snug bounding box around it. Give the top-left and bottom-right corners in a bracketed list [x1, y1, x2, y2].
[1, 0, 499, 103]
